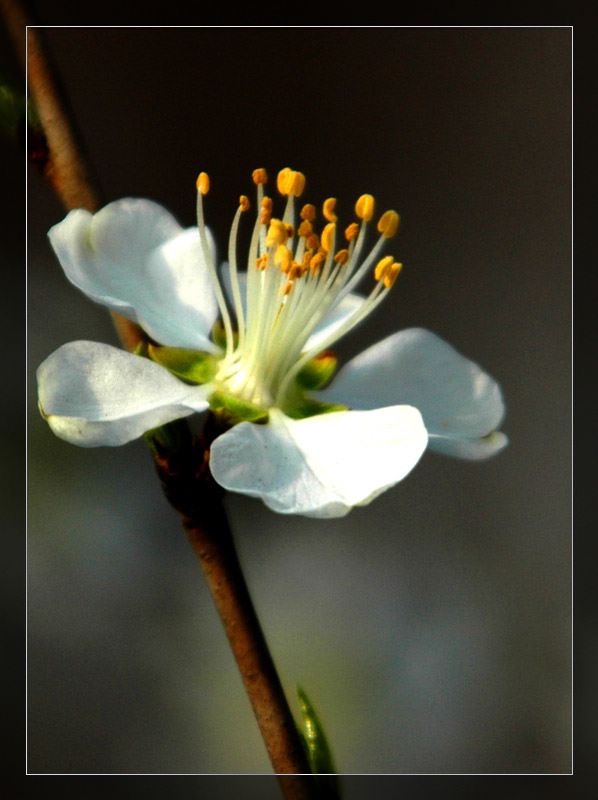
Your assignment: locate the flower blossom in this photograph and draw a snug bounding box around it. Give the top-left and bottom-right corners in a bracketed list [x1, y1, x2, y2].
[37, 167, 507, 518]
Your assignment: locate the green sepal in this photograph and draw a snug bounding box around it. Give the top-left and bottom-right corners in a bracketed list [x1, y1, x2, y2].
[296, 351, 338, 390]
[147, 344, 218, 385]
[297, 687, 341, 797]
[209, 390, 269, 425]
[284, 396, 347, 420]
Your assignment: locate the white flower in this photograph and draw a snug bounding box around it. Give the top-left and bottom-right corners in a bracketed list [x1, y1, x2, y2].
[37, 168, 507, 518]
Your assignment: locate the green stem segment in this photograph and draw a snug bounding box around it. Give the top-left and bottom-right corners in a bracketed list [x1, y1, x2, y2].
[3, 4, 318, 793]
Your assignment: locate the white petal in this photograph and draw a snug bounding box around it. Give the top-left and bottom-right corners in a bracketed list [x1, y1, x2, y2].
[429, 431, 509, 460]
[37, 341, 209, 447]
[209, 406, 428, 518]
[318, 328, 506, 455]
[304, 293, 365, 353]
[48, 199, 219, 351]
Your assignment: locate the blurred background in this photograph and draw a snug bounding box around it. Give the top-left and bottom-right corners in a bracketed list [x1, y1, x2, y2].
[19, 21, 570, 785]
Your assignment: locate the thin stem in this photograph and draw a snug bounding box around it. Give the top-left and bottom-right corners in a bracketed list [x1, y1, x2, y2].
[151, 419, 317, 796]
[5, 4, 319, 793]
[2, 0, 143, 348]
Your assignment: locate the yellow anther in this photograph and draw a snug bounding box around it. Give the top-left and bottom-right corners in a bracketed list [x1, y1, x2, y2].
[377, 210, 400, 238]
[298, 220, 313, 238]
[239, 195, 250, 212]
[252, 167, 268, 185]
[355, 193, 375, 221]
[307, 233, 320, 250]
[196, 172, 210, 195]
[277, 167, 292, 195]
[310, 252, 326, 273]
[288, 262, 306, 281]
[255, 254, 268, 271]
[345, 222, 360, 242]
[383, 262, 403, 289]
[323, 197, 338, 222]
[374, 255, 395, 282]
[277, 168, 306, 197]
[334, 248, 349, 266]
[288, 170, 306, 197]
[266, 219, 288, 247]
[320, 222, 336, 253]
[285, 223, 295, 238]
[275, 244, 293, 273]
[300, 203, 316, 222]
[260, 196, 273, 225]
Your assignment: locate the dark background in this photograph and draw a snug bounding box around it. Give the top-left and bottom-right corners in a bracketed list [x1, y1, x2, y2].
[14, 16, 572, 794]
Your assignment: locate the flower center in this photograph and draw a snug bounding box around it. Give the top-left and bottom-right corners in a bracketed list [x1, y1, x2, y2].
[196, 168, 403, 411]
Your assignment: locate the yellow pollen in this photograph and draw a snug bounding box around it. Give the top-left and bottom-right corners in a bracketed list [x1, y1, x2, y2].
[323, 198, 338, 222]
[383, 262, 403, 288]
[334, 248, 349, 265]
[345, 222, 359, 242]
[255, 254, 268, 271]
[320, 222, 336, 253]
[310, 252, 326, 273]
[266, 219, 288, 247]
[298, 220, 313, 238]
[289, 170, 306, 197]
[260, 196, 273, 225]
[300, 203, 316, 221]
[239, 195, 250, 212]
[307, 233, 320, 250]
[288, 262, 306, 281]
[285, 223, 295, 238]
[252, 167, 268, 185]
[274, 244, 293, 273]
[282, 280, 295, 296]
[276, 168, 292, 195]
[196, 172, 210, 195]
[377, 210, 400, 238]
[374, 255, 395, 282]
[355, 193, 375, 221]
[277, 168, 306, 197]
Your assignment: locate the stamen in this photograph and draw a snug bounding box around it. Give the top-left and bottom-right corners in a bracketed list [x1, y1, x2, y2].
[355, 193, 375, 221]
[320, 222, 336, 254]
[195, 172, 234, 355]
[252, 167, 268, 185]
[323, 198, 338, 222]
[374, 255, 395, 282]
[260, 196, 273, 226]
[345, 222, 359, 242]
[334, 248, 349, 265]
[239, 195, 251, 212]
[275, 244, 293, 273]
[300, 203, 316, 221]
[266, 219, 288, 247]
[196, 171, 210, 195]
[298, 220, 313, 238]
[377, 210, 400, 238]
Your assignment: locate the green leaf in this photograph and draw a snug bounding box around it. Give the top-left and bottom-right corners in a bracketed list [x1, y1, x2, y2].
[297, 686, 341, 798]
[296, 351, 338, 390]
[208, 390, 268, 425]
[284, 397, 347, 420]
[148, 344, 218, 385]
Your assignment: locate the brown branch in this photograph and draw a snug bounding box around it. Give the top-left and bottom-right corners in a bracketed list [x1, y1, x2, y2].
[2, 0, 143, 348]
[4, 2, 319, 793]
[152, 418, 317, 793]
